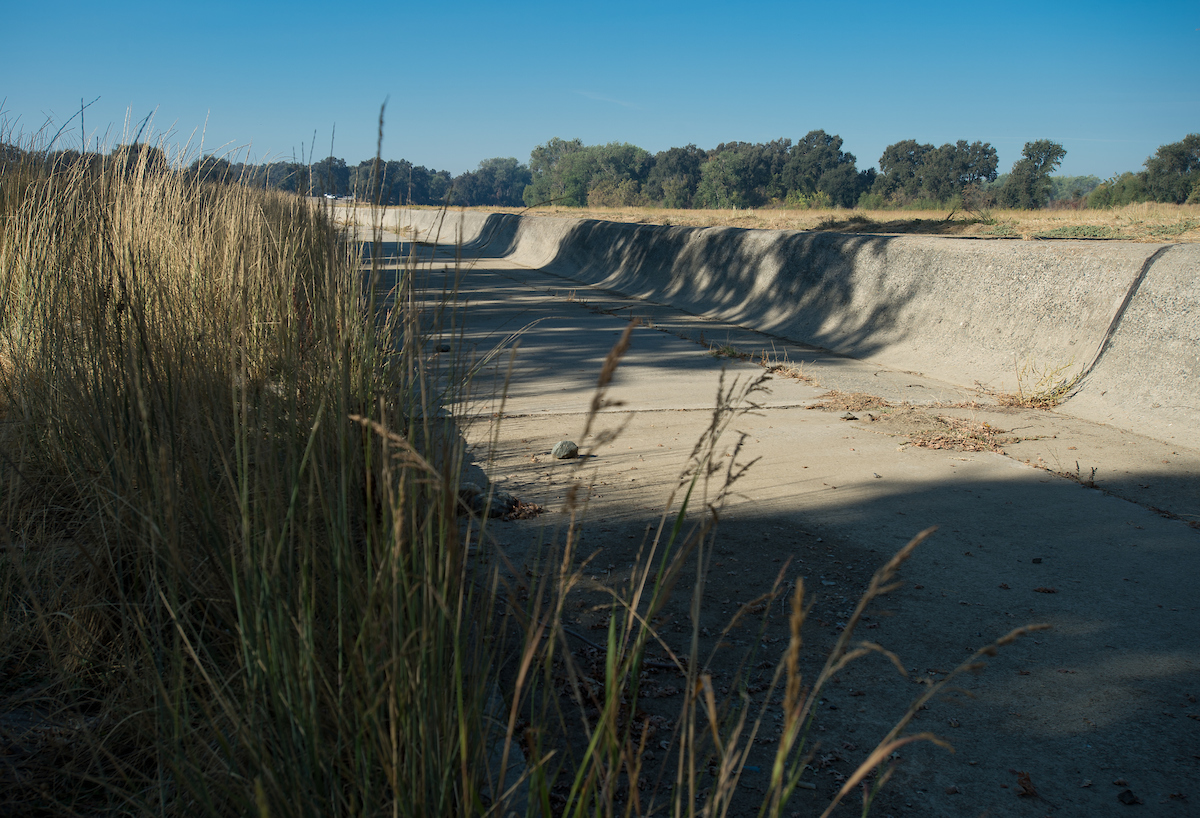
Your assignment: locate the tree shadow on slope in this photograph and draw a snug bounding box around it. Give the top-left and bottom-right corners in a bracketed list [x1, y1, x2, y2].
[540, 220, 914, 363]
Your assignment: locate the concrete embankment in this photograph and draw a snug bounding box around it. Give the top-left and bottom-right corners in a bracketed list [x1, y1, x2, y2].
[389, 208, 1198, 446]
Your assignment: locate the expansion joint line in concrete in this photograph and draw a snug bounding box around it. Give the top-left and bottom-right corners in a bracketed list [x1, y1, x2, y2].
[1076, 243, 1175, 387]
[458, 404, 816, 420]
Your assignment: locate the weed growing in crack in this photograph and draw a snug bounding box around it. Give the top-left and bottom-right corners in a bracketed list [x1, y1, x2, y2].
[708, 342, 751, 360]
[760, 350, 817, 384]
[981, 357, 1083, 409]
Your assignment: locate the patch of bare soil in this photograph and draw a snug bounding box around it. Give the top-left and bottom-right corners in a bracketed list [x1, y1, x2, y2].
[806, 390, 893, 413]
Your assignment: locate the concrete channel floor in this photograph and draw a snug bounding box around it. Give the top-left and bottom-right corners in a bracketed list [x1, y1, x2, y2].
[375, 235, 1199, 818]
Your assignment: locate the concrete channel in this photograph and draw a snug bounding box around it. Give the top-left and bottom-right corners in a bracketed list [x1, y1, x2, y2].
[360, 207, 1198, 817]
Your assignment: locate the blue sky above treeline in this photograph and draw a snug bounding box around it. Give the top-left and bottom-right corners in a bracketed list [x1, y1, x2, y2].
[4, 0, 1196, 179]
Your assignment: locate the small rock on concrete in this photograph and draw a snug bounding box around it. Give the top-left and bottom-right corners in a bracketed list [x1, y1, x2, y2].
[458, 482, 517, 517]
[552, 440, 579, 459]
[1116, 789, 1142, 805]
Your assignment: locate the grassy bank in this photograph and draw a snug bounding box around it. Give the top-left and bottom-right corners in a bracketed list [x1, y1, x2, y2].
[0, 138, 504, 815]
[0, 137, 1039, 817]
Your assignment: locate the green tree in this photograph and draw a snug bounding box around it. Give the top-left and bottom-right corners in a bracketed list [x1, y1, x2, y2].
[695, 151, 752, 209]
[351, 159, 412, 204]
[523, 137, 584, 206]
[875, 139, 933, 200]
[955, 140, 1000, 189]
[414, 165, 452, 204]
[109, 143, 169, 176]
[875, 139, 998, 204]
[522, 140, 651, 207]
[746, 138, 793, 202]
[310, 156, 349, 197]
[246, 161, 308, 193]
[692, 140, 791, 208]
[1143, 134, 1200, 204]
[1086, 172, 1149, 208]
[780, 130, 869, 208]
[643, 144, 705, 208]
[346, 159, 450, 205]
[0, 142, 23, 168]
[582, 142, 653, 206]
[188, 155, 237, 184]
[452, 157, 531, 206]
[553, 151, 595, 206]
[1048, 175, 1101, 203]
[922, 140, 998, 202]
[998, 140, 1066, 209]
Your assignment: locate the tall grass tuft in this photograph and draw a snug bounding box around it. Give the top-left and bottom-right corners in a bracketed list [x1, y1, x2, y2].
[0, 130, 501, 816]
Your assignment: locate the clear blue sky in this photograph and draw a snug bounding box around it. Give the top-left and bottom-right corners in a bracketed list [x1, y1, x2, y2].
[4, 0, 1196, 179]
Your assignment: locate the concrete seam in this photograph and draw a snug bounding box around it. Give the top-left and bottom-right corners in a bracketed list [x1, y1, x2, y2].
[460, 404, 819, 420]
[1075, 243, 1175, 387]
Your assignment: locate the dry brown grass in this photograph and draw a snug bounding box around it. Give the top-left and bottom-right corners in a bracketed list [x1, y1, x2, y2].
[978, 358, 1084, 409]
[401, 201, 1200, 243]
[765, 360, 814, 383]
[805, 391, 1017, 453]
[906, 416, 1016, 454]
[759, 350, 818, 384]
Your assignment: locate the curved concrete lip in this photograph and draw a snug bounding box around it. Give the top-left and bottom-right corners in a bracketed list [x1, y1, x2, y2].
[363, 217, 1200, 818]
[382, 207, 1199, 452]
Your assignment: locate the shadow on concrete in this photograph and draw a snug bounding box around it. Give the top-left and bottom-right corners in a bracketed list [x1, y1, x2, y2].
[388, 218, 917, 366]
[365, 241, 1200, 526]
[358, 240, 416, 262]
[489, 447, 1199, 815]
[498, 219, 913, 363]
[460, 212, 523, 258]
[374, 211, 524, 259]
[388, 218, 917, 365]
[357, 221, 1200, 812]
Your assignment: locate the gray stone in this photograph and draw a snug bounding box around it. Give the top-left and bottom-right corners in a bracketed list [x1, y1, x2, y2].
[552, 440, 579, 459]
[487, 489, 517, 517]
[458, 482, 517, 517]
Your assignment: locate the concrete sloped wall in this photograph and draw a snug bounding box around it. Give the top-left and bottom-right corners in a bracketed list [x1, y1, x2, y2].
[1063, 244, 1198, 444]
[390, 208, 1197, 446]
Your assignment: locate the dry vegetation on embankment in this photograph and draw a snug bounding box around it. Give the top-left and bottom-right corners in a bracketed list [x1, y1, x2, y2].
[0, 142, 495, 816]
[1, 141, 1043, 817]
[398, 201, 1200, 243]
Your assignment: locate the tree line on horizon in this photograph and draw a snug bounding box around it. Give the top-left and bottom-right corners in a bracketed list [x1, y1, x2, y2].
[12, 131, 1198, 211]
